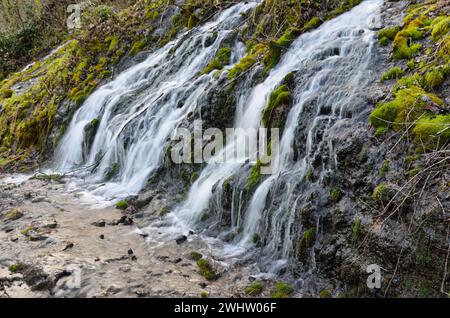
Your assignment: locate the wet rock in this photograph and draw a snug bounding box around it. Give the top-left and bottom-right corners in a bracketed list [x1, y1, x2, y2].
[128, 249, 134, 255]
[175, 235, 187, 245]
[62, 242, 74, 251]
[135, 190, 155, 209]
[31, 196, 50, 203]
[92, 220, 106, 227]
[40, 219, 58, 230]
[22, 267, 54, 291]
[99, 234, 105, 239]
[109, 215, 134, 226]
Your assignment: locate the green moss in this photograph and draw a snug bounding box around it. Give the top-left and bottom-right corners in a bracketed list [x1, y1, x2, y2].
[189, 251, 203, 261]
[200, 292, 209, 298]
[370, 86, 443, 130]
[90, 118, 100, 128]
[197, 258, 219, 281]
[306, 168, 314, 182]
[245, 282, 264, 296]
[372, 184, 391, 202]
[378, 26, 401, 41]
[115, 200, 128, 210]
[160, 207, 170, 216]
[379, 37, 389, 47]
[406, 59, 415, 70]
[200, 47, 232, 75]
[129, 40, 146, 56]
[422, 68, 445, 90]
[187, 15, 198, 30]
[21, 226, 35, 236]
[1, 88, 13, 99]
[381, 67, 404, 81]
[5, 208, 23, 220]
[303, 17, 321, 32]
[270, 282, 294, 298]
[252, 233, 261, 245]
[330, 187, 342, 203]
[106, 163, 120, 179]
[413, 115, 450, 149]
[299, 227, 316, 251]
[319, 289, 332, 298]
[227, 54, 258, 79]
[352, 218, 361, 241]
[262, 84, 292, 128]
[246, 160, 262, 190]
[190, 172, 199, 185]
[380, 160, 389, 178]
[8, 263, 29, 273]
[375, 126, 388, 138]
[431, 16, 450, 42]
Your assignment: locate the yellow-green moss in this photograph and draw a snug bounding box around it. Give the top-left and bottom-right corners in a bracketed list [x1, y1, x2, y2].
[262, 84, 292, 127]
[413, 115, 450, 149]
[270, 282, 294, 298]
[197, 258, 219, 281]
[5, 208, 23, 220]
[115, 200, 128, 210]
[352, 218, 361, 241]
[200, 47, 232, 75]
[129, 40, 146, 56]
[378, 26, 401, 41]
[245, 282, 264, 296]
[303, 17, 321, 32]
[381, 66, 404, 81]
[431, 16, 450, 42]
[372, 184, 391, 202]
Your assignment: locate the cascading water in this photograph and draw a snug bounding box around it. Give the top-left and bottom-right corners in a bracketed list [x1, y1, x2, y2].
[169, 0, 382, 260]
[53, 2, 258, 200]
[54, 0, 383, 265]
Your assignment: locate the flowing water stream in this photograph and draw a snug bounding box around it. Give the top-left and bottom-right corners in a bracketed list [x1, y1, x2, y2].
[52, 0, 383, 266]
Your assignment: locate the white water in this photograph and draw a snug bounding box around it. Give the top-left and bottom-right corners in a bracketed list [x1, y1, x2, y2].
[53, 2, 258, 200]
[175, 0, 382, 243]
[51, 0, 383, 263]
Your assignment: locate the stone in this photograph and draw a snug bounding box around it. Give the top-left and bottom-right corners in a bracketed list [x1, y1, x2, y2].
[92, 220, 106, 227]
[175, 235, 187, 245]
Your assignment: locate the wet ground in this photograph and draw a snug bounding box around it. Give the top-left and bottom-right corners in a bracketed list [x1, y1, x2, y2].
[0, 175, 259, 298]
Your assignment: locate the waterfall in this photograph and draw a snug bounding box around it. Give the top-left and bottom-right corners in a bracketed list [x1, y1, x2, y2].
[174, 0, 382, 258]
[53, 0, 383, 262]
[53, 2, 258, 199]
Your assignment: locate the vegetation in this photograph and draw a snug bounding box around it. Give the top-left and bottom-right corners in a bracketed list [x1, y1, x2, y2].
[200, 47, 232, 75]
[197, 258, 219, 281]
[115, 200, 128, 210]
[370, 0, 449, 152]
[270, 282, 294, 298]
[381, 67, 404, 81]
[245, 282, 264, 296]
[330, 187, 342, 203]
